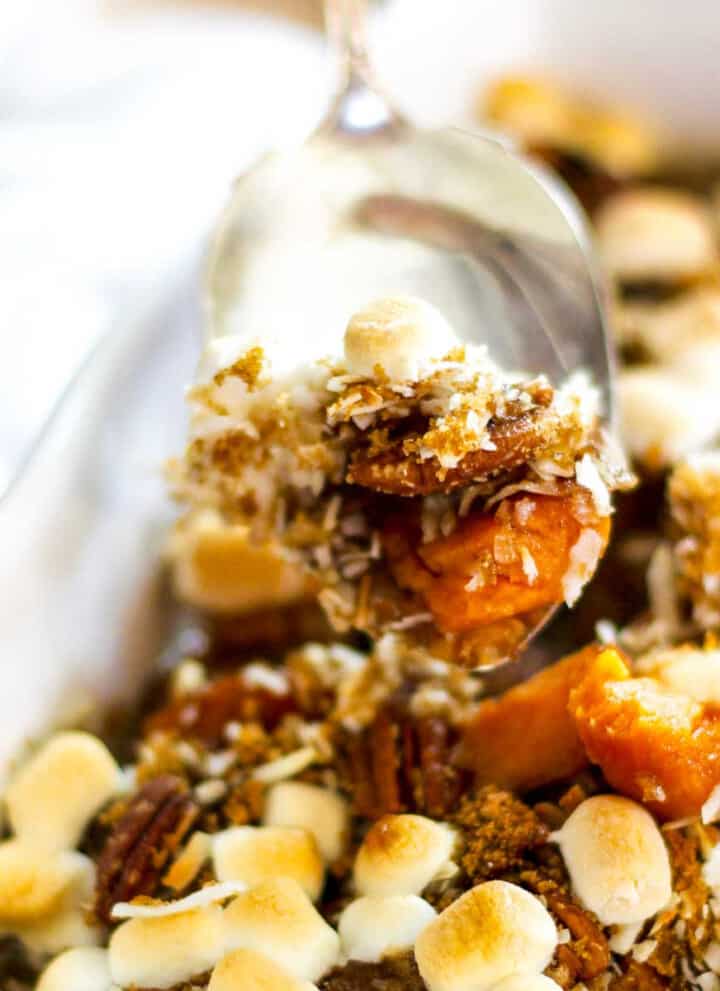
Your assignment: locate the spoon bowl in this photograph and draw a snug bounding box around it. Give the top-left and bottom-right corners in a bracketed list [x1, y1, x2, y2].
[204, 0, 615, 666]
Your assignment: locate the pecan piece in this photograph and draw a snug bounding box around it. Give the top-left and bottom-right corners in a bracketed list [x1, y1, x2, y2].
[609, 961, 669, 990]
[144, 673, 297, 747]
[94, 775, 199, 923]
[340, 706, 466, 819]
[546, 891, 610, 984]
[348, 408, 555, 496]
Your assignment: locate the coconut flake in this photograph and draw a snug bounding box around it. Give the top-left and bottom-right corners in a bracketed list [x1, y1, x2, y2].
[609, 921, 644, 955]
[562, 528, 604, 606]
[520, 546, 539, 585]
[251, 746, 317, 784]
[702, 785, 720, 825]
[576, 453, 612, 516]
[111, 881, 246, 920]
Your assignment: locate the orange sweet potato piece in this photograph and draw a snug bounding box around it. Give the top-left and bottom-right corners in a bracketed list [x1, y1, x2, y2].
[458, 644, 630, 792]
[570, 649, 720, 820]
[384, 489, 610, 634]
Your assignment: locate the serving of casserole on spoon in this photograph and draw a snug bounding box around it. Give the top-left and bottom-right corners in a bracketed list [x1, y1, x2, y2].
[171, 295, 631, 668]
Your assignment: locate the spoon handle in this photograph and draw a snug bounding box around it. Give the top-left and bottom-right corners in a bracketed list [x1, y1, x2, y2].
[321, 0, 405, 135]
[324, 0, 371, 85]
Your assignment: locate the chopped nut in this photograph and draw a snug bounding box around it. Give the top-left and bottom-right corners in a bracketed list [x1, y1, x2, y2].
[94, 775, 199, 924]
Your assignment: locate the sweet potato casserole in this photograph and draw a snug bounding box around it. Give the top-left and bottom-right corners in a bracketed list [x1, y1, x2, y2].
[6, 79, 720, 991]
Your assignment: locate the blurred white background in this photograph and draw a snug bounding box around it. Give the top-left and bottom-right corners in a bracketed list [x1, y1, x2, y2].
[2, 0, 720, 493]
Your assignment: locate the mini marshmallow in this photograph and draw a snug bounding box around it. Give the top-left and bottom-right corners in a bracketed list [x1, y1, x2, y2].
[619, 367, 720, 468]
[353, 814, 457, 897]
[224, 878, 340, 982]
[169, 510, 306, 614]
[636, 646, 720, 704]
[263, 781, 349, 864]
[343, 296, 458, 381]
[109, 906, 226, 989]
[552, 795, 672, 926]
[492, 977, 563, 991]
[414, 880, 557, 991]
[208, 949, 317, 991]
[8, 852, 100, 956]
[338, 895, 436, 962]
[36, 948, 112, 991]
[0, 841, 83, 923]
[596, 188, 717, 283]
[213, 826, 325, 901]
[6, 732, 119, 851]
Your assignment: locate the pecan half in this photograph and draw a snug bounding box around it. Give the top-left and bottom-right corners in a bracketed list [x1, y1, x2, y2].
[94, 775, 199, 923]
[339, 705, 467, 819]
[347, 406, 555, 497]
[144, 673, 297, 747]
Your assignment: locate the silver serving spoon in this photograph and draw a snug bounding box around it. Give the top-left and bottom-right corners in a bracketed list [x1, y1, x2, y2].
[205, 0, 613, 399]
[204, 0, 615, 667]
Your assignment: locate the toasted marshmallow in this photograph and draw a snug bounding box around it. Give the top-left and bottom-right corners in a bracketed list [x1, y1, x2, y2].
[36, 948, 112, 991]
[343, 296, 458, 382]
[109, 906, 226, 990]
[414, 880, 557, 991]
[263, 782, 349, 864]
[338, 895, 436, 963]
[636, 646, 720, 703]
[353, 814, 457, 897]
[208, 949, 317, 991]
[485, 76, 574, 147]
[492, 977, 563, 991]
[596, 188, 717, 283]
[9, 851, 100, 955]
[0, 841, 83, 923]
[615, 288, 720, 364]
[552, 795, 672, 925]
[619, 367, 720, 468]
[224, 878, 340, 982]
[169, 510, 307, 614]
[213, 826, 324, 901]
[6, 732, 119, 851]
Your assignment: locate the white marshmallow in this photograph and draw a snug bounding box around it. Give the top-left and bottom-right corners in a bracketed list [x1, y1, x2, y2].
[596, 188, 717, 282]
[492, 977, 563, 991]
[353, 814, 457, 897]
[6, 732, 119, 851]
[213, 826, 324, 901]
[224, 878, 340, 982]
[109, 907, 227, 989]
[619, 367, 720, 468]
[7, 851, 100, 956]
[208, 949, 317, 991]
[552, 795, 672, 926]
[343, 296, 458, 381]
[0, 841, 83, 923]
[263, 781, 349, 864]
[636, 646, 720, 703]
[414, 880, 558, 991]
[169, 511, 306, 614]
[36, 948, 112, 991]
[338, 895, 436, 963]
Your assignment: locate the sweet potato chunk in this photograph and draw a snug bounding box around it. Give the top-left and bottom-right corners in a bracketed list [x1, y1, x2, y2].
[570, 648, 720, 820]
[458, 644, 628, 792]
[383, 488, 610, 634]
